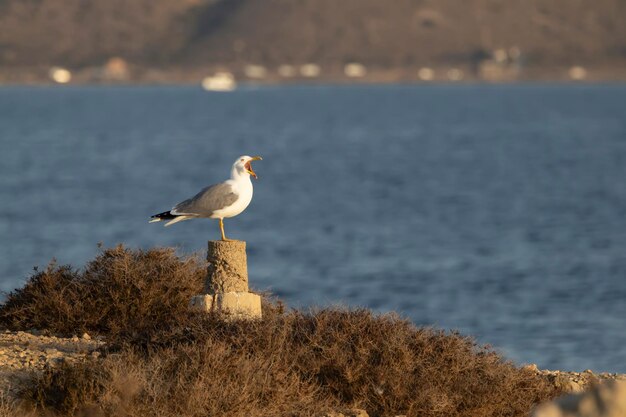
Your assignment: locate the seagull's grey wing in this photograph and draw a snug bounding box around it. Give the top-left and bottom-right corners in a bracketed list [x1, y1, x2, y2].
[171, 183, 238, 217]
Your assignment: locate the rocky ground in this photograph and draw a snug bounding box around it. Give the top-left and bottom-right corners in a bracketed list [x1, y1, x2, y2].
[0, 330, 624, 416]
[0, 330, 104, 397]
[535, 366, 626, 394]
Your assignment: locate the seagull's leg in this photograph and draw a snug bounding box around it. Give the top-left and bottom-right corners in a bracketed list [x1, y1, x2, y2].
[219, 218, 233, 241]
[219, 218, 226, 240]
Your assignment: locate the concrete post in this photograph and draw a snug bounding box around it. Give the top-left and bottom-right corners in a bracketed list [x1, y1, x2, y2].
[204, 240, 249, 293]
[189, 241, 262, 319]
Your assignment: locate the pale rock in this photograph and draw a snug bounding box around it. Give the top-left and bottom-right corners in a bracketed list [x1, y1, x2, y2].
[534, 403, 562, 417]
[554, 374, 584, 393]
[524, 363, 539, 372]
[533, 380, 626, 417]
[568, 381, 584, 393]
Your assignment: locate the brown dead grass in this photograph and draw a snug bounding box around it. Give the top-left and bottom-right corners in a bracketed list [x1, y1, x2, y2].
[0, 245, 205, 337]
[2, 246, 561, 417]
[20, 309, 560, 417]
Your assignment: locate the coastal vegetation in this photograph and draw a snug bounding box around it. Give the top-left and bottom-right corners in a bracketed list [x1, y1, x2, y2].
[0, 246, 561, 416]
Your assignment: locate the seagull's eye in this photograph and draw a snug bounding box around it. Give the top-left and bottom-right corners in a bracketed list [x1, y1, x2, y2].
[240, 159, 244, 162]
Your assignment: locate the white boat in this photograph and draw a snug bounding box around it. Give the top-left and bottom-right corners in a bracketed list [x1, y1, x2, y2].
[201, 72, 237, 91]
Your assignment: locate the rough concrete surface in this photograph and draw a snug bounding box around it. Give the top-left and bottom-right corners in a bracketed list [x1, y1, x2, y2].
[205, 240, 249, 293]
[191, 240, 262, 319]
[190, 292, 262, 319]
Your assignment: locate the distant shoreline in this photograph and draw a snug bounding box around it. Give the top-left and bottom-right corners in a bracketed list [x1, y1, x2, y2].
[2, 64, 626, 86]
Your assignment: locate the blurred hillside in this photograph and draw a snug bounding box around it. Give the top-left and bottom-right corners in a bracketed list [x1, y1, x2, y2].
[1, 0, 625, 83]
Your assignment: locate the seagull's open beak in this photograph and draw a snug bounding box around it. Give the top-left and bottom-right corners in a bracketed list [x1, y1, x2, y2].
[245, 156, 262, 179]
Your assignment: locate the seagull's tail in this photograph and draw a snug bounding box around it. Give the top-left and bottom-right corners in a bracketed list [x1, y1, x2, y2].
[149, 211, 193, 227]
[149, 210, 174, 223]
[164, 216, 192, 226]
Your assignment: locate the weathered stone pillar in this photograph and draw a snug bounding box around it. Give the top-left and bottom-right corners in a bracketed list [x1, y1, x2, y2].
[189, 241, 262, 319]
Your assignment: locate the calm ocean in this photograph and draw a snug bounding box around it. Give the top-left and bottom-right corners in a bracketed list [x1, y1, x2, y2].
[1, 84, 625, 371]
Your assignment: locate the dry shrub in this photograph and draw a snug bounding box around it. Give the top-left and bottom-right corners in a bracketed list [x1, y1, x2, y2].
[23, 309, 560, 417]
[21, 357, 145, 417]
[0, 389, 37, 417]
[3, 247, 560, 416]
[0, 245, 205, 337]
[22, 362, 108, 416]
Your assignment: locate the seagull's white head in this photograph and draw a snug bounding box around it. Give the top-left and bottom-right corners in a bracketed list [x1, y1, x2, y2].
[232, 155, 262, 179]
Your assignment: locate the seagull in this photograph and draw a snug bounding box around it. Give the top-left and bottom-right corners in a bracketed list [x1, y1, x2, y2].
[149, 155, 262, 241]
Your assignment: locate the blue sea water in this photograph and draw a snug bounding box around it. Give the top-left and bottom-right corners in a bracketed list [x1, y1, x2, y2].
[0, 84, 625, 372]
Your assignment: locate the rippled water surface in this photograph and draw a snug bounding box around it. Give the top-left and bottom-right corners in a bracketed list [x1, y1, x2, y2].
[1, 84, 625, 371]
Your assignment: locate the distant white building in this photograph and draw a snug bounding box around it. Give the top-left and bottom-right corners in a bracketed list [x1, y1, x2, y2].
[344, 63, 367, 77]
[244, 65, 267, 79]
[277, 65, 296, 77]
[569, 66, 587, 81]
[447, 68, 463, 81]
[300, 64, 321, 77]
[418, 67, 434, 81]
[49, 67, 72, 84]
